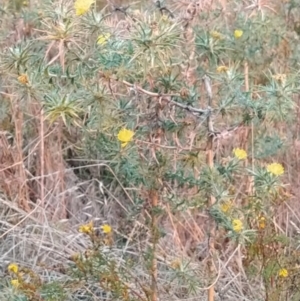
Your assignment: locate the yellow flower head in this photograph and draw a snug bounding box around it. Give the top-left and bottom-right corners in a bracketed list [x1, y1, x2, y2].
[278, 268, 288, 278]
[258, 216, 266, 229]
[210, 31, 222, 40]
[234, 29, 243, 39]
[170, 258, 181, 269]
[233, 148, 247, 160]
[79, 221, 94, 234]
[101, 224, 112, 234]
[267, 163, 284, 176]
[220, 201, 232, 213]
[232, 219, 243, 233]
[11, 279, 20, 288]
[74, 0, 94, 16]
[117, 128, 134, 148]
[18, 74, 28, 84]
[70, 253, 80, 261]
[8, 263, 19, 274]
[216, 65, 229, 73]
[161, 14, 170, 22]
[272, 73, 286, 85]
[97, 33, 111, 45]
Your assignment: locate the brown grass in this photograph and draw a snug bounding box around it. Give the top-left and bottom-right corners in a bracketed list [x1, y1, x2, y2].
[1, 0, 300, 300]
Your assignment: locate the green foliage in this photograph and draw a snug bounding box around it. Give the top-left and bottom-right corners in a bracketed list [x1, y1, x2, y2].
[1, 0, 300, 300]
[40, 282, 66, 301]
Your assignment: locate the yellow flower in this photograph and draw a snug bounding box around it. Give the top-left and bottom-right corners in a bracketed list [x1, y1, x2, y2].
[18, 74, 28, 84]
[210, 31, 222, 40]
[8, 263, 19, 274]
[232, 219, 243, 233]
[272, 73, 286, 83]
[233, 148, 247, 160]
[11, 279, 20, 288]
[278, 268, 288, 278]
[97, 33, 111, 45]
[216, 65, 229, 73]
[170, 258, 181, 269]
[74, 0, 94, 16]
[101, 224, 112, 234]
[161, 14, 169, 22]
[220, 201, 232, 213]
[272, 74, 286, 86]
[117, 128, 134, 148]
[234, 29, 243, 39]
[267, 163, 284, 176]
[70, 253, 80, 261]
[79, 221, 94, 234]
[258, 216, 266, 229]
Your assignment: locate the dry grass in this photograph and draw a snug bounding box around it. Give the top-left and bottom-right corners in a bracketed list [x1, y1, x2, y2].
[1, 0, 300, 300]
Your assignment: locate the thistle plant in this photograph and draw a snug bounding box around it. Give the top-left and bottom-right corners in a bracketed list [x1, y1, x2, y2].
[1, 1, 300, 301]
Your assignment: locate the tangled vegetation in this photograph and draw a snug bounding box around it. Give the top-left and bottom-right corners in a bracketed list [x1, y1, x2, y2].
[1, 0, 300, 300]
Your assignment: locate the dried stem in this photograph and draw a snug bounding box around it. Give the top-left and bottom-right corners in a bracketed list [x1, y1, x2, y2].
[54, 119, 67, 220]
[13, 100, 30, 212]
[40, 107, 45, 211]
[203, 75, 216, 301]
[119, 79, 211, 116]
[149, 190, 158, 301]
[244, 61, 255, 196]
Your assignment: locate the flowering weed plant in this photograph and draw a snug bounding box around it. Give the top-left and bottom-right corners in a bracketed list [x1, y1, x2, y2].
[0, 1, 299, 301]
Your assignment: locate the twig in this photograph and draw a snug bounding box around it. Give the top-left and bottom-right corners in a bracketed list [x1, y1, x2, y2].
[0, 200, 42, 239]
[40, 107, 45, 215]
[119, 79, 212, 117]
[203, 75, 216, 301]
[155, 1, 175, 18]
[135, 138, 206, 151]
[149, 190, 158, 301]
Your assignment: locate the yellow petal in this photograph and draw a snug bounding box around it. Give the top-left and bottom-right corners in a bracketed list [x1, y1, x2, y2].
[18, 74, 28, 84]
[216, 66, 229, 73]
[78, 221, 94, 234]
[8, 263, 19, 274]
[278, 268, 288, 278]
[234, 29, 243, 39]
[258, 217, 266, 229]
[232, 219, 243, 232]
[117, 128, 134, 144]
[11, 279, 20, 288]
[170, 258, 181, 269]
[220, 201, 232, 213]
[210, 31, 222, 39]
[233, 148, 247, 160]
[97, 33, 111, 45]
[74, 0, 94, 16]
[101, 224, 112, 234]
[267, 163, 284, 176]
